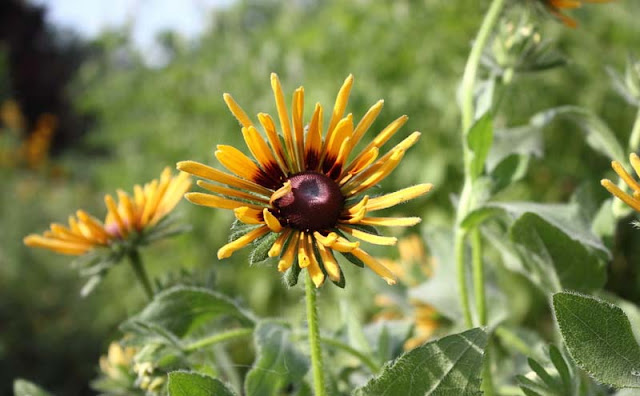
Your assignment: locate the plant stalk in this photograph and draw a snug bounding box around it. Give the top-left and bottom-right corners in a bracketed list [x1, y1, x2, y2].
[627, 106, 640, 151]
[128, 250, 154, 300]
[319, 336, 380, 374]
[184, 328, 253, 352]
[305, 272, 326, 396]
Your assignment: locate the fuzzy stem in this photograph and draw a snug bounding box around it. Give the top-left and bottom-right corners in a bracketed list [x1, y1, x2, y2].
[128, 250, 154, 301]
[319, 337, 380, 374]
[454, 230, 474, 327]
[184, 328, 253, 352]
[305, 272, 326, 396]
[471, 229, 487, 326]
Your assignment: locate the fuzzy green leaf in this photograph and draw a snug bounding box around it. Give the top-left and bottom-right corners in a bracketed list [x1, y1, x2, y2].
[511, 213, 606, 293]
[466, 112, 493, 180]
[353, 328, 487, 396]
[553, 292, 640, 389]
[249, 231, 278, 265]
[123, 286, 254, 338]
[13, 379, 53, 396]
[244, 320, 309, 396]
[168, 371, 237, 396]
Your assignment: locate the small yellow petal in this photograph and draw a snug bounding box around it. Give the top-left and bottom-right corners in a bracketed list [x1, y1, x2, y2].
[602, 179, 640, 212]
[278, 231, 299, 272]
[339, 225, 397, 246]
[223, 93, 253, 128]
[234, 206, 264, 224]
[351, 248, 397, 285]
[263, 208, 283, 232]
[269, 229, 292, 257]
[218, 226, 269, 259]
[298, 232, 311, 268]
[185, 192, 263, 210]
[366, 184, 433, 212]
[359, 217, 422, 227]
[177, 160, 272, 197]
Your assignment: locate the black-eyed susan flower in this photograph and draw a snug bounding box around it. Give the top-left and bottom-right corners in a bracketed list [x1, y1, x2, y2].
[537, 0, 613, 28]
[178, 74, 432, 288]
[601, 153, 640, 213]
[24, 167, 191, 255]
[23, 168, 191, 295]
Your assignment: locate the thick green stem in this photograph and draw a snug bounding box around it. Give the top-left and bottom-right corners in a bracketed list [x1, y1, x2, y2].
[319, 337, 380, 374]
[184, 328, 253, 352]
[128, 250, 154, 300]
[305, 273, 326, 396]
[481, 347, 495, 396]
[454, 230, 474, 328]
[471, 229, 486, 326]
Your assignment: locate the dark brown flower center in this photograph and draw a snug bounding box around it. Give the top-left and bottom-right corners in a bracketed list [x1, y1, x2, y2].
[273, 171, 344, 232]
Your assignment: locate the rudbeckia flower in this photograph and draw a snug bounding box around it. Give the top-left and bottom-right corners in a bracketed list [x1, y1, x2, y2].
[601, 153, 640, 212]
[24, 167, 191, 255]
[539, 0, 613, 28]
[178, 74, 432, 288]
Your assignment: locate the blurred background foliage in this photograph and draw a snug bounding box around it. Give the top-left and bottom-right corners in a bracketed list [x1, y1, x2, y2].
[1, 0, 639, 394]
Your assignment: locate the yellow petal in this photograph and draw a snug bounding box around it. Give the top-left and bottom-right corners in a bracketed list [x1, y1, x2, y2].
[343, 149, 405, 196]
[339, 225, 397, 246]
[351, 99, 384, 147]
[270, 73, 296, 170]
[234, 206, 264, 224]
[215, 145, 271, 186]
[307, 245, 326, 288]
[104, 194, 128, 237]
[217, 226, 269, 259]
[292, 87, 305, 171]
[269, 229, 292, 257]
[242, 126, 282, 177]
[316, 241, 341, 282]
[304, 103, 323, 170]
[366, 184, 433, 211]
[258, 112, 290, 174]
[351, 248, 397, 285]
[326, 74, 354, 139]
[197, 180, 268, 204]
[601, 179, 640, 212]
[270, 180, 292, 205]
[76, 210, 110, 243]
[23, 234, 93, 255]
[346, 115, 408, 172]
[278, 231, 299, 272]
[223, 93, 253, 128]
[177, 160, 273, 197]
[185, 192, 263, 210]
[263, 208, 283, 232]
[297, 232, 311, 268]
[360, 217, 422, 227]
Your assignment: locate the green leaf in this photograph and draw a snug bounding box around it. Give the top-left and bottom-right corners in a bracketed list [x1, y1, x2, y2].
[245, 321, 309, 396]
[123, 286, 254, 338]
[168, 371, 237, 396]
[353, 328, 488, 396]
[229, 219, 260, 242]
[489, 154, 530, 194]
[530, 106, 625, 161]
[249, 231, 278, 265]
[13, 379, 54, 396]
[553, 292, 640, 388]
[511, 213, 606, 292]
[466, 112, 493, 180]
[339, 251, 365, 268]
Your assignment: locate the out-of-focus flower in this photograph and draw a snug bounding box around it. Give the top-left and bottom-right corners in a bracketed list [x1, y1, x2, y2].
[21, 113, 57, 169]
[537, 0, 614, 28]
[1, 99, 25, 131]
[99, 342, 137, 381]
[23, 168, 191, 295]
[24, 167, 191, 256]
[374, 235, 442, 350]
[134, 362, 166, 393]
[178, 73, 431, 288]
[484, 18, 565, 82]
[602, 153, 640, 213]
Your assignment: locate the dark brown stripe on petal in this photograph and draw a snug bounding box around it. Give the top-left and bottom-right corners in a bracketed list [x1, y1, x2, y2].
[306, 149, 321, 171]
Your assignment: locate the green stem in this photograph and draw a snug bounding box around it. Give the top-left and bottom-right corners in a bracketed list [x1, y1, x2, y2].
[481, 347, 495, 396]
[471, 229, 486, 326]
[128, 250, 154, 300]
[627, 106, 640, 151]
[494, 326, 536, 358]
[454, 230, 474, 328]
[319, 336, 380, 374]
[184, 328, 253, 352]
[305, 272, 326, 396]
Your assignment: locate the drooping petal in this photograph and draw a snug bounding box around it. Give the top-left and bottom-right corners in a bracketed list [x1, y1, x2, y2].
[218, 226, 269, 259]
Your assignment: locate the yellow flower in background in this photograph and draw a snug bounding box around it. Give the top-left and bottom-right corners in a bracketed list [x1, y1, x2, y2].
[24, 167, 191, 255]
[539, 0, 614, 28]
[374, 234, 441, 350]
[99, 342, 137, 381]
[178, 74, 432, 288]
[601, 153, 640, 212]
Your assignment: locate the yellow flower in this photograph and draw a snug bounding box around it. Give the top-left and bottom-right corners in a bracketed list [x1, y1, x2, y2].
[99, 342, 137, 380]
[24, 167, 191, 255]
[601, 153, 640, 213]
[539, 0, 614, 28]
[178, 74, 432, 288]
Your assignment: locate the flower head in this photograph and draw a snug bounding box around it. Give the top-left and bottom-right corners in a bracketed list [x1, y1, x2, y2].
[178, 74, 432, 288]
[601, 153, 640, 213]
[24, 167, 191, 256]
[538, 0, 613, 28]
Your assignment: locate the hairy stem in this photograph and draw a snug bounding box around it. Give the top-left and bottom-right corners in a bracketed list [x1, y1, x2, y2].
[128, 250, 154, 301]
[305, 272, 326, 396]
[183, 328, 253, 352]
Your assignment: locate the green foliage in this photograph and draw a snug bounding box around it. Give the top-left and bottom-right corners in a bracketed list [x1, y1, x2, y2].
[244, 321, 309, 395]
[553, 292, 640, 389]
[354, 328, 487, 396]
[13, 379, 53, 396]
[167, 371, 237, 396]
[467, 112, 494, 180]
